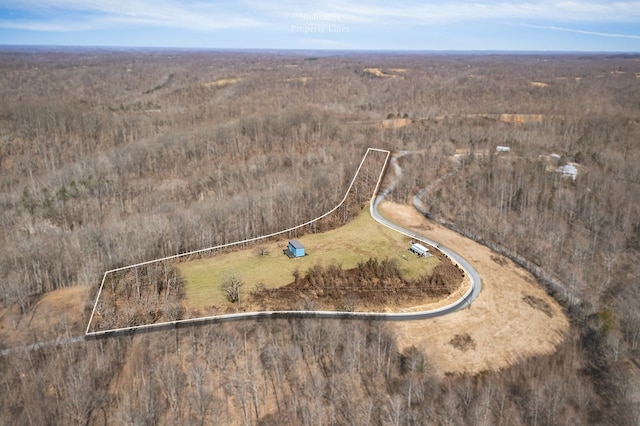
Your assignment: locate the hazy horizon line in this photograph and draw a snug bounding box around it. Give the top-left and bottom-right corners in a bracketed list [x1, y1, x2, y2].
[1, 44, 638, 56]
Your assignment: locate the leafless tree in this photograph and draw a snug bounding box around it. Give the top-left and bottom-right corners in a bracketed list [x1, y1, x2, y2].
[221, 275, 244, 305]
[0, 49, 638, 426]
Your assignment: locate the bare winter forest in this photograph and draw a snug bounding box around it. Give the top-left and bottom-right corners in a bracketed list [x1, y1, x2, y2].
[1, 48, 639, 424]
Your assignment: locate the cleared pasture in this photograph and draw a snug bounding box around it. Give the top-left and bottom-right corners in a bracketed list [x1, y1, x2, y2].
[179, 208, 439, 309]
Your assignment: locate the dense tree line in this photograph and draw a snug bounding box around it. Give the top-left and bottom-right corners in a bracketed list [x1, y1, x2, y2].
[1, 318, 603, 425]
[90, 262, 185, 332]
[404, 63, 640, 422]
[88, 149, 387, 332]
[0, 49, 383, 308]
[1, 49, 639, 423]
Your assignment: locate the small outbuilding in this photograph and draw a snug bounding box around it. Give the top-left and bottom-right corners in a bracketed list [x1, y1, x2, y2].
[556, 163, 578, 180]
[288, 240, 305, 258]
[409, 243, 429, 257]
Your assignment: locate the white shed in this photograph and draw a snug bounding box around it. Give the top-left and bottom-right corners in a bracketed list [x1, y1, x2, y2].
[557, 164, 578, 180]
[410, 243, 429, 257]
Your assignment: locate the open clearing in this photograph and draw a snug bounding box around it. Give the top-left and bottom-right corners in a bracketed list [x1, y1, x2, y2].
[178, 207, 441, 310]
[530, 81, 549, 87]
[0, 286, 88, 349]
[499, 113, 545, 124]
[380, 118, 411, 129]
[378, 201, 570, 376]
[363, 67, 404, 78]
[203, 77, 241, 88]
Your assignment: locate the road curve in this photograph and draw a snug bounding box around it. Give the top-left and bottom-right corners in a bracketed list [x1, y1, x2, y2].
[370, 195, 481, 315]
[3, 149, 483, 349]
[84, 154, 482, 338]
[84, 190, 482, 339]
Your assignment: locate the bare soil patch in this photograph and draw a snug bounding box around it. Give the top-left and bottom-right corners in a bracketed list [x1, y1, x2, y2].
[378, 201, 569, 376]
[363, 67, 390, 77]
[499, 113, 544, 124]
[204, 77, 241, 88]
[530, 81, 549, 87]
[282, 76, 311, 84]
[380, 118, 411, 129]
[0, 286, 88, 348]
[363, 68, 404, 79]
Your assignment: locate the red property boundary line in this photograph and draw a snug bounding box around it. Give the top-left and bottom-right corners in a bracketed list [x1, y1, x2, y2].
[86, 148, 392, 336]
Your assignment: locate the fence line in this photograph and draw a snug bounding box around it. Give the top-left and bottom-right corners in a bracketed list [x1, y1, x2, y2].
[86, 148, 391, 336]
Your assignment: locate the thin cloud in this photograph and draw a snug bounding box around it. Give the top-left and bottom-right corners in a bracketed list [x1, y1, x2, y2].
[0, 19, 96, 32]
[1, 0, 640, 52]
[522, 23, 640, 40]
[4, 1, 640, 32]
[0, 0, 268, 31]
[254, 0, 640, 25]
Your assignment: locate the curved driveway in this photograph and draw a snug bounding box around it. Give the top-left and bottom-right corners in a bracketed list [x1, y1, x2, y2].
[3, 148, 484, 348]
[370, 195, 481, 316]
[86, 191, 483, 338]
[87, 181, 482, 340]
[81, 148, 482, 337]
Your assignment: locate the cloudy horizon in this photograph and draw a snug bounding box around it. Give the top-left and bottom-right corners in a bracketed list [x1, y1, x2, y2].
[1, 1, 639, 51]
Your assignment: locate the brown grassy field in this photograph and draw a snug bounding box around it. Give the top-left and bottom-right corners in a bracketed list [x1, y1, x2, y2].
[0, 286, 88, 349]
[378, 201, 569, 376]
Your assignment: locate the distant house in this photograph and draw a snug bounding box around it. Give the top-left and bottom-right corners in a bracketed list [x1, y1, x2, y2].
[288, 240, 305, 258]
[496, 146, 511, 153]
[409, 243, 429, 257]
[556, 164, 578, 180]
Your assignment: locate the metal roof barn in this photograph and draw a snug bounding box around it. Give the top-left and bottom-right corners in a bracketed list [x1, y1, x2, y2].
[288, 240, 305, 258]
[410, 243, 429, 257]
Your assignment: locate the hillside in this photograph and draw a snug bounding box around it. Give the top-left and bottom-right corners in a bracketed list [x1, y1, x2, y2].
[1, 50, 639, 424]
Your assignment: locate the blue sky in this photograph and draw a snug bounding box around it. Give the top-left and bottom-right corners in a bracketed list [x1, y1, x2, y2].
[0, 1, 639, 51]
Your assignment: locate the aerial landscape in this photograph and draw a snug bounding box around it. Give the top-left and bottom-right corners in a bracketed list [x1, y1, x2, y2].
[1, 1, 640, 425]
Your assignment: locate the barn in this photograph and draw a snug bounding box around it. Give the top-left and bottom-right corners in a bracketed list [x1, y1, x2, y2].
[288, 240, 305, 258]
[409, 243, 429, 257]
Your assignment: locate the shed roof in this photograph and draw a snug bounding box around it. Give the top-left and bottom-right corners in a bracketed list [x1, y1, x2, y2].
[411, 243, 429, 254]
[557, 164, 578, 179]
[289, 240, 304, 249]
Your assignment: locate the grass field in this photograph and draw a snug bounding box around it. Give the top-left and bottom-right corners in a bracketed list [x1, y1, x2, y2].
[178, 208, 440, 309]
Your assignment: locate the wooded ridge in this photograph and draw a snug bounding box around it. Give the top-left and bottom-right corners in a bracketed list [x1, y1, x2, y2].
[0, 49, 638, 424]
